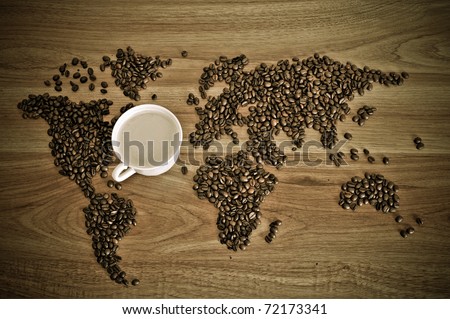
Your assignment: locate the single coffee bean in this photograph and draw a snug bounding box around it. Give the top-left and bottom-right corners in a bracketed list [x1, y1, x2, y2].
[416, 217, 423, 226]
[55, 85, 62, 92]
[100, 64, 106, 72]
[107, 180, 114, 188]
[265, 236, 272, 244]
[80, 76, 88, 83]
[344, 132, 352, 140]
[100, 171, 108, 178]
[71, 57, 79, 66]
[101, 81, 108, 88]
[406, 227, 415, 235]
[383, 157, 389, 165]
[414, 137, 422, 144]
[416, 142, 425, 150]
[80, 60, 88, 69]
[89, 83, 95, 91]
[350, 154, 359, 161]
[131, 279, 140, 286]
[115, 182, 122, 190]
[152, 94, 157, 100]
[181, 50, 188, 57]
[72, 84, 79, 92]
[401, 72, 409, 79]
[363, 148, 370, 155]
[64, 70, 70, 77]
[101, 89, 108, 94]
[87, 67, 94, 76]
[350, 148, 358, 155]
[73, 72, 81, 79]
[400, 230, 408, 238]
[52, 74, 60, 81]
[395, 215, 403, 223]
[44, 80, 51, 86]
[181, 166, 188, 175]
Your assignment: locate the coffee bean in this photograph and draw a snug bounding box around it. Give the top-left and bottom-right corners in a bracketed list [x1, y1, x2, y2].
[89, 83, 95, 91]
[344, 132, 352, 140]
[416, 142, 425, 150]
[87, 67, 94, 76]
[363, 148, 370, 155]
[107, 180, 114, 188]
[406, 227, 415, 235]
[55, 85, 62, 92]
[350, 154, 359, 161]
[131, 279, 140, 286]
[401, 72, 409, 79]
[400, 230, 408, 238]
[44, 80, 51, 86]
[73, 72, 81, 79]
[100, 171, 108, 178]
[71, 84, 79, 92]
[71, 57, 79, 66]
[80, 60, 88, 69]
[413, 137, 422, 144]
[64, 70, 70, 77]
[181, 166, 188, 175]
[350, 148, 358, 155]
[383, 157, 389, 165]
[80, 76, 88, 83]
[181, 50, 188, 57]
[115, 182, 122, 190]
[367, 156, 375, 163]
[52, 74, 60, 81]
[151, 94, 157, 100]
[101, 89, 108, 94]
[395, 215, 403, 223]
[101, 81, 108, 88]
[416, 217, 423, 226]
[100, 64, 105, 72]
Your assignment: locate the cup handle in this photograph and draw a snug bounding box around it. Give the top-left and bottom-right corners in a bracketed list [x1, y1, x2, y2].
[112, 163, 136, 182]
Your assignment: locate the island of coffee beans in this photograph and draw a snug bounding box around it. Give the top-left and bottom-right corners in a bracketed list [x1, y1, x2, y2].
[18, 48, 417, 285]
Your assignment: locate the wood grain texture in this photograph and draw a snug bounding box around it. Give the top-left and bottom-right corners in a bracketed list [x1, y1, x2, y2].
[0, 0, 449, 298]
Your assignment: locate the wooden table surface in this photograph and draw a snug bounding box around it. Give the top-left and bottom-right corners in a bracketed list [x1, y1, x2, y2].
[0, 0, 449, 298]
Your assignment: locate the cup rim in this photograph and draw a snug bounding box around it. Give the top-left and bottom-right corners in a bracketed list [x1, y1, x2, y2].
[111, 104, 183, 171]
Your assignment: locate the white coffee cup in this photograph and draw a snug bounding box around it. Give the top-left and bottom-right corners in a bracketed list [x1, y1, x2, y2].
[111, 104, 182, 182]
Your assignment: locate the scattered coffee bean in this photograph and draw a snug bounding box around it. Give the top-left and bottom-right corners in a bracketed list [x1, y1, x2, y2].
[80, 60, 88, 69]
[101, 89, 108, 94]
[181, 50, 188, 57]
[71, 84, 79, 92]
[406, 227, 415, 235]
[350, 148, 358, 155]
[416, 142, 425, 150]
[400, 230, 408, 238]
[55, 85, 62, 92]
[350, 154, 359, 161]
[100, 171, 108, 178]
[367, 156, 375, 163]
[344, 132, 353, 140]
[52, 74, 60, 81]
[395, 215, 403, 223]
[416, 217, 423, 226]
[151, 94, 157, 100]
[107, 180, 114, 188]
[80, 76, 88, 83]
[71, 57, 79, 66]
[44, 80, 51, 87]
[115, 182, 122, 190]
[383, 157, 389, 165]
[413, 137, 422, 144]
[87, 67, 94, 76]
[363, 148, 370, 155]
[89, 83, 95, 91]
[73, 72, 81, 79]
[181, 166, 188, 175]
[401, 72, 410, 79]
[101, 81, 108, 88]
[131, 279, 140, 286]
